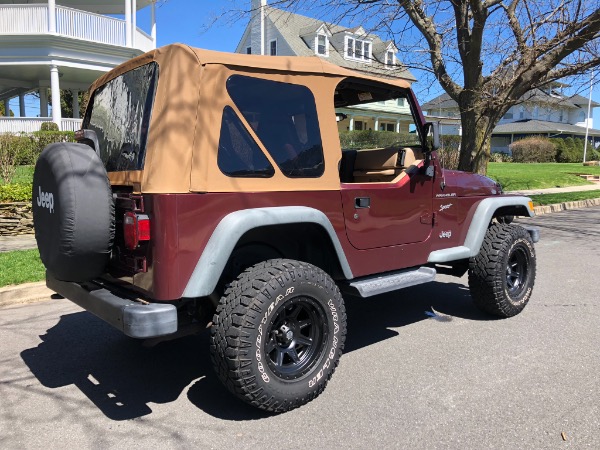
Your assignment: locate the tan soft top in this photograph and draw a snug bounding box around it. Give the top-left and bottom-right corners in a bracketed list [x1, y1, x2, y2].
[93, 44, 411, 193]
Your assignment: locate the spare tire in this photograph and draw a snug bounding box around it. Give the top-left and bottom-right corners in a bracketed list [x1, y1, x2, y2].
[33, 142, 114, 282]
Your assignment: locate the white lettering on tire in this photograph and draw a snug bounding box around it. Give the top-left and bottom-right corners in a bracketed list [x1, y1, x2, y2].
[255, 286, 295, 383]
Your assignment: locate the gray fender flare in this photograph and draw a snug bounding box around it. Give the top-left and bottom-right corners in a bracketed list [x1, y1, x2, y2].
[427, 196, 534, 263]
[181, 206, 354, 298]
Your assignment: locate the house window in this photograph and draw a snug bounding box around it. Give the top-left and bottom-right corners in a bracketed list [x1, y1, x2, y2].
[559, 109, 564, 122]
[316, 34, 328, 56]
[578, 111, 586, 122]
[354, 120, 364, 130]
[519, 106, 525, 119]
[503, 111, 513, 120]
[246, 47, 252, 54]
[345, 37, 371, 61]
[397, 98, 405, 107]
[270, 39, 277, 56]
[385, 50, 395, 67]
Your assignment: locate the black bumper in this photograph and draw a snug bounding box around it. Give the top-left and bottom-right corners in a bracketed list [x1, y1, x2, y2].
[46, 273, 178, 339]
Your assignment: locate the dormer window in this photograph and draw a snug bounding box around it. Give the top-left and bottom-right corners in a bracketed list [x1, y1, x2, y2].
[316, 34, 328, 56]
[345, 36, 371, 61]
[385, 50, 396, 67]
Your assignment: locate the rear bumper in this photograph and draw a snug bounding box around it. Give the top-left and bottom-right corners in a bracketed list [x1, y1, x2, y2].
[46, 273, 178, 339]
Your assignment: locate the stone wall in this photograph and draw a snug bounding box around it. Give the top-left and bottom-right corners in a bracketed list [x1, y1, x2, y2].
[0, 202, 33, 236]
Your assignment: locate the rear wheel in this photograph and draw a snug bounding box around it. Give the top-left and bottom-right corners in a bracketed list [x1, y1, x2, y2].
[210, 259, 346, 413]
[468, 224, 536, 317]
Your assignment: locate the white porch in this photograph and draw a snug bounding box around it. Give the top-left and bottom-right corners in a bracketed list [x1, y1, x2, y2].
[0, 1, 157, 132]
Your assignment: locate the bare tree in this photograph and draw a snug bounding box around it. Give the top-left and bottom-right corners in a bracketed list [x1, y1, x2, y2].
[244, 0, 599, 173]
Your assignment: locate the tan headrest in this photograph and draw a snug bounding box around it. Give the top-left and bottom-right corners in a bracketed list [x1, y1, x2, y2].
[353, 147, 398, 171]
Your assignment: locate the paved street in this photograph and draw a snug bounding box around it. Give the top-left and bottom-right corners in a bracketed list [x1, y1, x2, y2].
[1, 206, 599, 449]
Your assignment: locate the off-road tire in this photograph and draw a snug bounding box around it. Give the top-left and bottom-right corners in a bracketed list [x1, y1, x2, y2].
[468, 223, 536, 317]
[210, 259, 346, 413]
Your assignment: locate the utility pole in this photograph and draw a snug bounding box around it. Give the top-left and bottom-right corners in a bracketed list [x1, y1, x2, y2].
[583, 70, 594, 163]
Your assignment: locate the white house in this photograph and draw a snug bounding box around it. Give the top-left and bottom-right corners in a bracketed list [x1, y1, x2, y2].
[237, 0, 417, 134]
[0, 0, 157, 132]
[422, 88, 600, 153]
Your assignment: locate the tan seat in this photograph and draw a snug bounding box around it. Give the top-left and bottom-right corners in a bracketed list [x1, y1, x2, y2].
[351, 146, 425, 183]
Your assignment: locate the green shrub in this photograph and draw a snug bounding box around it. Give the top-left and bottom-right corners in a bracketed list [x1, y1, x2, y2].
[1, 134, 24, 183]
[509, 137, 556, 163]
[490, 152, 513, 163]
[437, 135, 461, 169]
[0, 183, 32, 202]
[339, 130, 417, 150]
[40, 121, 59, 131]
[29, 131, 75, 164]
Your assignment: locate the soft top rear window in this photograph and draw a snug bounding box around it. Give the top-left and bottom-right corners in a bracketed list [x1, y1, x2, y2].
[83, 62, 158, 172]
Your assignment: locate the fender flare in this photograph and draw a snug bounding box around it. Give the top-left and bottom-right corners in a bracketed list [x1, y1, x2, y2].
[181, 206, 354, 298]
[427, 196, 534, 263]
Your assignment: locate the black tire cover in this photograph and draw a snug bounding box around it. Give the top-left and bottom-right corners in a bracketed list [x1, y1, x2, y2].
[33, 142, 115, 282]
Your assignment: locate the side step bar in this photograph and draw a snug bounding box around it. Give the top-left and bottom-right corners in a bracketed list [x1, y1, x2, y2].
[348, 267, 436, 298]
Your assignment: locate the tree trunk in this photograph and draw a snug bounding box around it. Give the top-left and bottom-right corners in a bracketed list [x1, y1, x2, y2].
[457, 110, 493, 174]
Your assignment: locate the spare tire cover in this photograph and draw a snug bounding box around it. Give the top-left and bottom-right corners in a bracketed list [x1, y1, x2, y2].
[33, 142, 115, 282]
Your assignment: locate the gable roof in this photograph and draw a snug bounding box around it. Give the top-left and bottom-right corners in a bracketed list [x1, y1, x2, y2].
[422, 90, 599, 111]
[493, 119, 600, 136]
[242, 6, 416, 82]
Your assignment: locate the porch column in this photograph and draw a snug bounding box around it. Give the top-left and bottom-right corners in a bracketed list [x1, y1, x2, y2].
[125, 0, 132, 47]
[19, 94, 25, 117]
[39, 88, 49, 117]
[71, 89, 79, 118]
[395, 119, 400, 133]
[50, 65, 62, 129]
[374, 117, 380, 131]
[2, 99, 9, 117]
[132, 0, 137, 46]
[151, 1, 157, 47]
[48, 0, 56, 33]
[349, 115, 355, 131]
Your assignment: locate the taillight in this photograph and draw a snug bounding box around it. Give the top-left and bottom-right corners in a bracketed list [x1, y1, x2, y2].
[123, 212, 151, 250]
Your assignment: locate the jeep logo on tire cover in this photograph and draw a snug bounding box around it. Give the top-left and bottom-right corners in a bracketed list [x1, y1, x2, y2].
[36, 186, 55, 213]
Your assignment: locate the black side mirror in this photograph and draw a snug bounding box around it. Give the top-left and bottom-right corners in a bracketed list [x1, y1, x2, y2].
[424, 121, 440, 151]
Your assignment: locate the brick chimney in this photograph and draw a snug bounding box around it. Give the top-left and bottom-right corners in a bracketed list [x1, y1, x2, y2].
[250, 0, 267, 55]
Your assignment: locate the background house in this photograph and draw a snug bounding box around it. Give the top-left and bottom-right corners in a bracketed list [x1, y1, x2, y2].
[0, 0, 157, 132]
[422, 88, 600, 153]
[237, 0, 417, 135]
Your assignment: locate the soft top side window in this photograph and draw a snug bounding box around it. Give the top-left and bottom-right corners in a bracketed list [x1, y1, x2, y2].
[217, 106, 275, 178]
[83, 62, 158, 172]
[226, 75, 325, 178]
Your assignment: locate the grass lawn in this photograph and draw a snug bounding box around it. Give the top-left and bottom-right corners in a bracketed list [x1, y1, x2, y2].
[0, 249, 45, 287]
[487, 162, 600, 191]
[0, 165, 34, 185]
[529, 190, 600, 206]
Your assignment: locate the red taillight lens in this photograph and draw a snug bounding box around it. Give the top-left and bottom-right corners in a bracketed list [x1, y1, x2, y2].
[123, 212, 150, 250]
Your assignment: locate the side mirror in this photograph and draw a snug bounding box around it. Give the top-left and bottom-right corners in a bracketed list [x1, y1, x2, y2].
[336, 112, 348, 122]
[424, 121, 440, 151]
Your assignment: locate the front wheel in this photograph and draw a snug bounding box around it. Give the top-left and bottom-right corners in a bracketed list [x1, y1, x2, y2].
[210, 259, 346, 413]
[468, 224, 536, 317]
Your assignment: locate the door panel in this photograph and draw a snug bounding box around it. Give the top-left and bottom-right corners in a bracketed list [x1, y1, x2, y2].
[341, 169, 433, 250]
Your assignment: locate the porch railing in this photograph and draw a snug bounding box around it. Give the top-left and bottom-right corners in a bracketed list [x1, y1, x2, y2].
[0, 4, 154, 51]
[0, 118, 83, 133]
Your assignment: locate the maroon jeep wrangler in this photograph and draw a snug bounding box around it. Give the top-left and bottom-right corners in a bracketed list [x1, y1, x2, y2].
[33, 44, 538, 413]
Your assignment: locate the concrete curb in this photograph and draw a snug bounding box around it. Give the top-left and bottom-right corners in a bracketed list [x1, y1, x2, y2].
[0, 281, 53, 309]
[533, 198, 600, 216]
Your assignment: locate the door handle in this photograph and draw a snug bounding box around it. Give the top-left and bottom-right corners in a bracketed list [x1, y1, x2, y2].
[355, 197, 371, 208]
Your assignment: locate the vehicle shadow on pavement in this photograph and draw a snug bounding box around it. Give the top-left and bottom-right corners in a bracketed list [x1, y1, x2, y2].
[20, 281, 491, 422]
[343, 280, 494, 353]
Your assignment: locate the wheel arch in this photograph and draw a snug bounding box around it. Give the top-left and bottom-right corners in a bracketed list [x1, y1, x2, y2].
[181, 206, 354, 298]
[428, 196, 535, 263]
